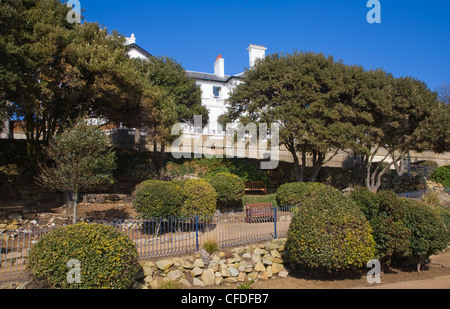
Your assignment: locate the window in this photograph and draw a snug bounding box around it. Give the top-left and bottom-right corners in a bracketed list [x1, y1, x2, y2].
[213, 86, 221, 98]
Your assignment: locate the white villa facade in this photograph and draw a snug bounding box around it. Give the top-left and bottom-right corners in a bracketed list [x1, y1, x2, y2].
[125, 34, 267, 136]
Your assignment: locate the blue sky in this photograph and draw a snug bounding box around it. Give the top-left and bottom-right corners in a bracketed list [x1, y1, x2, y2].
[81, 0, 449, 91]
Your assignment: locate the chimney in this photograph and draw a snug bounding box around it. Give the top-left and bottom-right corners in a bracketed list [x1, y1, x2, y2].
[247, 44, 267, 68]
[214, 54, 225, 77]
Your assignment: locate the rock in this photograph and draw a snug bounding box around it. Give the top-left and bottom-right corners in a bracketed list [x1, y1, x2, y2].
[8, 213, 22, 221]
[190, 266, 203, 277]
[178, 279, 192, 288]
[254, 261, 266, 272]
[193, 258, 205, 268]
[254, 248, 268, 255]
[5, 224, 18, 230]
[224, 277, 238, 284]
[6, 252, 22, 260]
[156, 259, 174, 271]
[228, 267, 239, 277]
[270, 250, 282, 258]
[218, 251, 226, 258]
[193, 278, 205, 287]
[248, 272, 258, 280]
[0, 283, 15, 289]
[259, 272, 269, 280]
[238, 272, 246, 282]
[279, 270, 289, 278]
[262, 259, 272, 266]
[220, 265, 231, 277]
[201, 269, 215, 286]
[167, 269, 184, 281]
[271, 263, 284, 274]
[179, 259, 193, 269]
[215, 277, 223, 286]
[242, 252, 252, 259]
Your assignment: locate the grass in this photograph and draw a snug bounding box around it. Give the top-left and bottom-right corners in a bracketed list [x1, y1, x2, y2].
[242, 194, 278, 208]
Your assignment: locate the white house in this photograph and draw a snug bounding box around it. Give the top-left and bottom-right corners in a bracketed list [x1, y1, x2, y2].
[125, 34, 267, 136]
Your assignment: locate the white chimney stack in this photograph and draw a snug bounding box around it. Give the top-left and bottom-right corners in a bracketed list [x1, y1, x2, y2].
[214, 54, 225, 77]
[247, 44, 267, 68]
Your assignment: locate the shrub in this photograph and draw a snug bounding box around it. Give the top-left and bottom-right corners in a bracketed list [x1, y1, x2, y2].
[285, 184, 376, 273]
[203, 239, 220, 255]
[350, 188, 410, 267]
[376, 190, 407, 221]
[27, 223, 139, 289]
[133, 180, 185, 218]
[431, 165, 450, 187]
[180, 179, 217, 216]
[276, 182, 328, 207]
[349, 187, 380, 220]
[207, 172, 245, 210]
[401, 199, 449, 270]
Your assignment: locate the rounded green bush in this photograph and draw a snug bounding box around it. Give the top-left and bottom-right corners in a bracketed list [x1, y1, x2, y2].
[350, 188, 410, 266]
[349, 187, 380, 220]
[133, 179, 185, 218]
[431, 165, 450, 187]
[285, 185, 376, 273]
[180, 179, 217, 216]
[276, 182, 330, 207]
[401, 199, 449, 264]
[207, 172, 245, 210]
[27, 223, 139, 289]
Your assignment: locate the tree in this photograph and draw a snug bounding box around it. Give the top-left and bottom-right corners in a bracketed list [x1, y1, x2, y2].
[37, 118, 116, 224]
[1, 0, 154, 161]
[133, 56, 208, 173]
[437, 83, 450, 105]
[355, 74, 441, 192]
[228, 51, 363, 182]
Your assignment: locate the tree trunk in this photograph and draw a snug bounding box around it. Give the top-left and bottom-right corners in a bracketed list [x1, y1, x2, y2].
[64, 190, 75, 209]
[153, 142, 166, 175]
[72, 191, 78, 224]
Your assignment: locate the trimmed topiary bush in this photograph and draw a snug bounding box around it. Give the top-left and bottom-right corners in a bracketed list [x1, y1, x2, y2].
[401, 199, 449, 271]
[179, 179, 217, 216]
[349, 187, 381, 220]
[350, 188, 411, 267]
[27, 223, 139, 289]
[431, 165, 450, 187]
[285, 184, 376, 273]
[276, 182, 331, 208]
[207, 172, 245, 211]
[133, 179, 185, 218]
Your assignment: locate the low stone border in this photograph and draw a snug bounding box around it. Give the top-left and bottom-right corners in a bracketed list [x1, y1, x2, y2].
[134, 238, 289, 289]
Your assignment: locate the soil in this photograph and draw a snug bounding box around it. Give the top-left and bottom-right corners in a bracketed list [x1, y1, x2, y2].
[2, 197, 450, 289]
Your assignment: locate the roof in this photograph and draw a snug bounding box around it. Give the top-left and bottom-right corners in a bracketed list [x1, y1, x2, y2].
[186, 71, 245, 83]
[127, 43, 153, 59]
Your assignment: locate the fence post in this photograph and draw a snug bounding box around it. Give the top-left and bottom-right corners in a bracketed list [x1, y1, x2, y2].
[274, 206, 277, 240]
[195, 214, 199, 252]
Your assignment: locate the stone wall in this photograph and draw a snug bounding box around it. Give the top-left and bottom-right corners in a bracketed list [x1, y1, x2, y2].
[133, 238, 288, 289]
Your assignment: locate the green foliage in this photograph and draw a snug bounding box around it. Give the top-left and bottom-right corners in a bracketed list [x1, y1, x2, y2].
[350, 188, 411, 266]
[179, 179, 217, 216]
[348, 187, 381, 220]
[133, 179, 185, 218]
[207, 172, 245, 211]
[242, 194, 278, 208]
[203, 240, 220, 255]
[431, 165, 450, 187]
[285, 185, 376, 273]
[401, 199, 449, 263]
[276, 182, 329, 207]
[27, 223, 139, 289]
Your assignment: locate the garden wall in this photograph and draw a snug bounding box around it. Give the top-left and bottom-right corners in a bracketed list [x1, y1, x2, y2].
[133, 238, 289, 289]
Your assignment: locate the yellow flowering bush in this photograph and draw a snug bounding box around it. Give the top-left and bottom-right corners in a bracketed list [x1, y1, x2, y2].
[27, 223, 139, 289]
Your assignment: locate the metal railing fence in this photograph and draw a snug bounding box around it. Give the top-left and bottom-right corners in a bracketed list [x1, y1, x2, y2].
[0, 206, 296, 283]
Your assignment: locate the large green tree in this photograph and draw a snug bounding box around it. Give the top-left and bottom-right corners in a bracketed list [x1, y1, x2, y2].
[228, 51, 363, 182]
[133, 56, 208, 173]
[0, 0, 155, 160]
